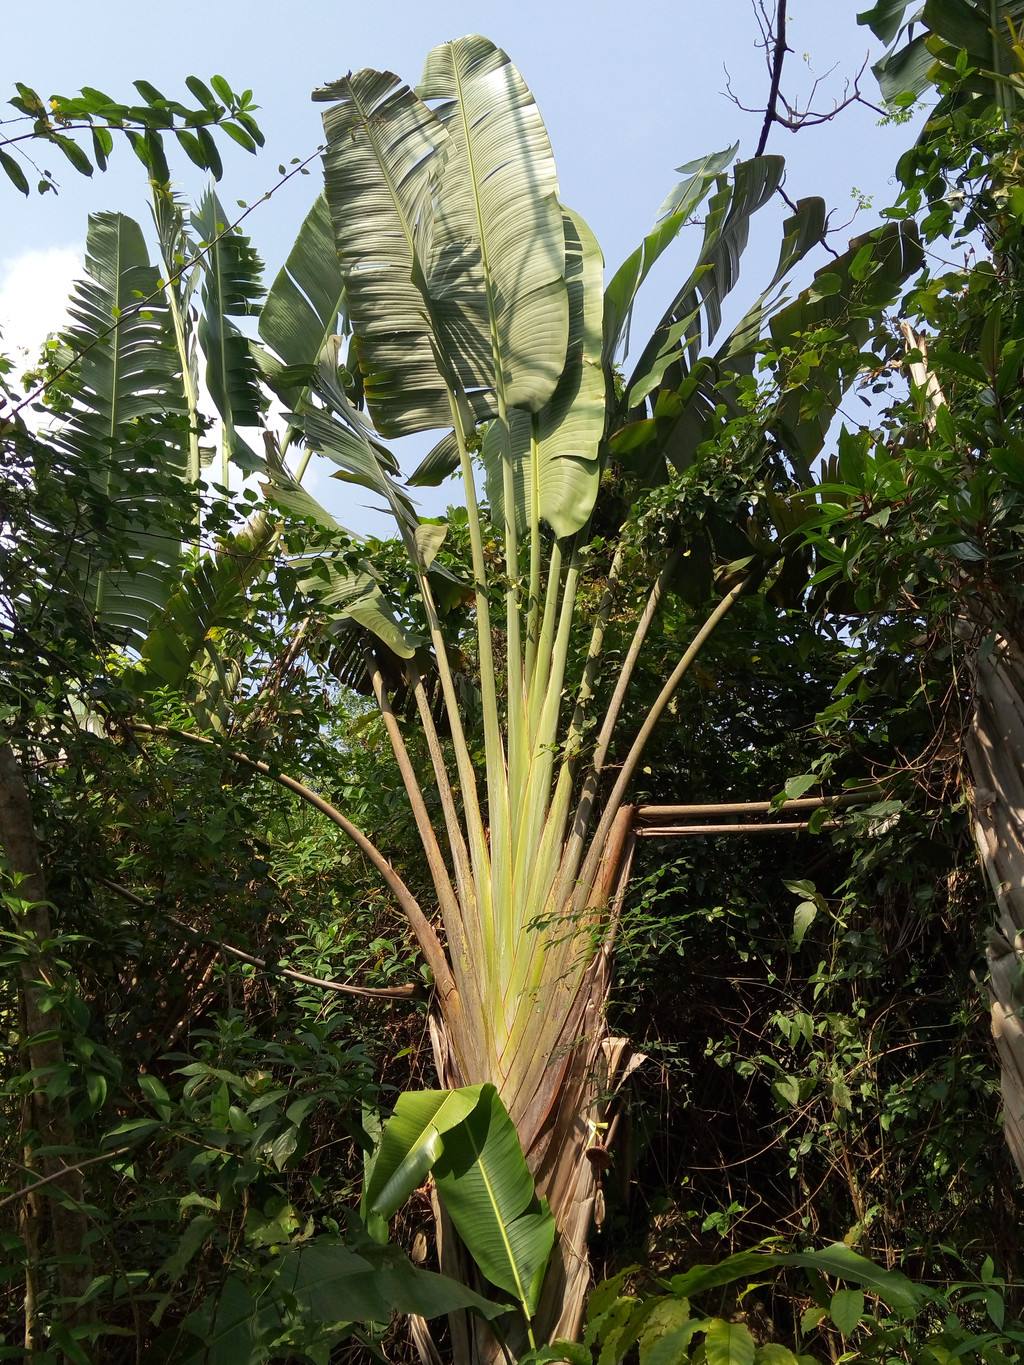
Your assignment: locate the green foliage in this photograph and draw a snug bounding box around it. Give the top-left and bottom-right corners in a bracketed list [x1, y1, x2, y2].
[59, 209, 193, 643]
[256, 193, 347, 416]
[5, 20, 1024, 1365]
[529, 1247, 1024, 1363]
[432, 1086, 556, 1321]
[862, 0, 1024, 113]
[2, 76, 263, 195]
[179, 1236, 507, 1363]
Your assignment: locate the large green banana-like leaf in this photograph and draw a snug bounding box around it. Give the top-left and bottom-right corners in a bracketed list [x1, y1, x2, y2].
[408, 429, 461, 487]
[132, 511, 275, 693]
[192, 188, 265, 465]
[179, 1234, 508, 1360]
[61, 211, 189, 642]
[682, 153, 785, 344]
[303, 556, 427, 662]
[859, 0, 921, 44]
[299, 403, 418, 535]
[718, 195, 827, 370]
[315, 69, 456, 438]
[626, 155, 785, 404]
[863, 0, 1024, 106]
[262, 461, 342, 531]
[272, 1238, 510, 1322]
[361, 1085, 554, 1320]
[610, 196, 826, 478]
[419, 34, 569, 415]
[603, 143, 738, 367]
[258, 194, 346, 411]
[364, 1086, 484, 1228]
[262, 445, 434, 670]
[668, 1241, 921, 1317]
[151, 187, 204, 483]
[482, 208, 605, 538]
[434, 1084, 555, 1317]
[705, 1319, 757, 1365]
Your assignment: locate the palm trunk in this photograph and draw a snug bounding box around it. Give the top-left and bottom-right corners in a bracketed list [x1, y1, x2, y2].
[964, 624, 1024, 1173]
[427, 809, 640, 1362]
[0, 743, 90, 1327]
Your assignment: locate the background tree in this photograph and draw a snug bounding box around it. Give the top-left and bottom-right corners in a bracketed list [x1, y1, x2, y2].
[790, 0, 1024, 1179]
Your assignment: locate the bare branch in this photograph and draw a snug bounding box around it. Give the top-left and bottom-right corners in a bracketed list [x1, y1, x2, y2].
[725, 1, 886, 159]
[98, 878, 423, 1002]
[0, 1148, 134, 1215]
[129, 724, 460, 1013]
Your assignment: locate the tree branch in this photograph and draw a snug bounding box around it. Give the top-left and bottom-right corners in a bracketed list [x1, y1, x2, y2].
[756, 0, 789, 156]
[0, 1148, 134, 1215]
[571, 580, 748, 914]
[129, 725, 460, 1013]
[98, 877, 423, 1002]
[726, 2, 884, 157]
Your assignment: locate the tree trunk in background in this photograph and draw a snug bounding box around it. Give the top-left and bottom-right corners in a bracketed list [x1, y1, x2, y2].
[964, 628, 1024, 1174]
[0, 743, 90, 1330]
[901, 327, 1024, 1180]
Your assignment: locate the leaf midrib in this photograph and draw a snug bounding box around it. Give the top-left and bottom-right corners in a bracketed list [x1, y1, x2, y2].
[96, 216, 125, 615]
[461, 1123, 533, 1317]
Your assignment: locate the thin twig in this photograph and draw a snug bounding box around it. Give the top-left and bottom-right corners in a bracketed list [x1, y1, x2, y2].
[0, 1148, 133, 1214]
[98, 877, 422, 1001]
[2, 145, 325, 419]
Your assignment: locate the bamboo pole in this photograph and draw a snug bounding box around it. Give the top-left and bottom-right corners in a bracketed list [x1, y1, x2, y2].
[634, 792, 876, 820]
[636, 820, 836, 837]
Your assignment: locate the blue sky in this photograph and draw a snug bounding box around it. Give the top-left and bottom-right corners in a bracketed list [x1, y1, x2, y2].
[2, 1, 920, 531]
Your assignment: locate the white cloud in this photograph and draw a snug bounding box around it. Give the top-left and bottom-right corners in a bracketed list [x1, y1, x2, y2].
[0, 245, 80, 366]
